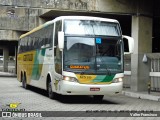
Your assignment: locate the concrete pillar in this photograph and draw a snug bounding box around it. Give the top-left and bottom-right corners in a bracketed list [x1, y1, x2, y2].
[3, 47, 9, 72]
[131, 16, 152, 92]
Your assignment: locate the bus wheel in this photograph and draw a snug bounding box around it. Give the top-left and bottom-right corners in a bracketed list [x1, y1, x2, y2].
[93, 95, 104, 102]
[48, 81, 56, 99]
[22, 75, 28, 89]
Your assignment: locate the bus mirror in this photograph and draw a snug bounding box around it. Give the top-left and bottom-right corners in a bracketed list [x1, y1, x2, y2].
[58, 31, 64, 51]
[123, 35, 134, 54]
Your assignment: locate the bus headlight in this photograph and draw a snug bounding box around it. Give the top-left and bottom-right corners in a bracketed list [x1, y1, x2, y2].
[112, 78, 123, 83]
[63, 76, 79, 83]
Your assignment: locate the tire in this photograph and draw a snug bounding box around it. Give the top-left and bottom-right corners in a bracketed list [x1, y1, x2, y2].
[22, 75, 28, 89]
[93, 95, 104, 102]
[47, 81, 56, 99]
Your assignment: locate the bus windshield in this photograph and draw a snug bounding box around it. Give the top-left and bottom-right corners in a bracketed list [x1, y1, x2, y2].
[63, 36, 123, 75]
[64, 20, 120, 36]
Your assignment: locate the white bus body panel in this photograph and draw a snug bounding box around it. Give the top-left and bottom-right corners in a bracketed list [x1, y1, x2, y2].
[58, 81, 123, 95]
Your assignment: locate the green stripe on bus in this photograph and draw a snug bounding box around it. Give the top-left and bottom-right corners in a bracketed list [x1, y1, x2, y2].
[92, 75, 115, 82]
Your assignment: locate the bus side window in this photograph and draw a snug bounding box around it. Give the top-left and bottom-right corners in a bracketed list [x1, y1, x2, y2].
[26, 37, 29, 51]
[39, 28, 46, 48]
[46, 28, 51, 47]
[40, 29, 44, 48]
[48, 25, 54, 47]
[21, 38, 24, 52]
[54, 21, 62, 56]
[43, 28, 48, 47]
[34, 37, 39, 49]
[29, 37, 31, 51]
[31, 37, 35, 50]
[55, 21, 62, 46]
[54, 20, 62, 74]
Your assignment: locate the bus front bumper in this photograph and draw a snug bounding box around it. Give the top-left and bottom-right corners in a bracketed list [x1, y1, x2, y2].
[58, 81, 123, 95]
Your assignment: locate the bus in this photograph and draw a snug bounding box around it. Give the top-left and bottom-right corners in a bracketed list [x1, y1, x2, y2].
[17, 16, 134, 101]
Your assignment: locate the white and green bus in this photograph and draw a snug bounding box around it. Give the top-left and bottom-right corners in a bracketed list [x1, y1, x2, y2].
[17, 16, 134, 101]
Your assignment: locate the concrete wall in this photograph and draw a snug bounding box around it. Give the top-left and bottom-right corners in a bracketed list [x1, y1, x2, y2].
[0, 0, 154, 33]
[39, 0, 153, 16]
[28, 9, 40, 30]
[0, 30, 21, 40]
[0, 0, 94, 10]
[0, 6, 29, 31]
[0, 0, 153, 15]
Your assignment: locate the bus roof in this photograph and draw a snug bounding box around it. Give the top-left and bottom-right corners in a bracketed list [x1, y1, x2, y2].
[54, 16, 119, 23]
[20, 16, 119, 39]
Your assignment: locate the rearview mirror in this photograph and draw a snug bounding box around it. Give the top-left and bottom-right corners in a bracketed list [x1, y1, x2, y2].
[58, 31, 64, 51]
[123, 35, 134, 54]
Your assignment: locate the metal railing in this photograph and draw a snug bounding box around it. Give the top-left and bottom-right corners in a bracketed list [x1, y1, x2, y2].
[123, 53, 160, 92]
[147, 53, 160, 92]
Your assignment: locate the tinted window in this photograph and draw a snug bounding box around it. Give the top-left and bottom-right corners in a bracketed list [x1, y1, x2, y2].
[18, 24, 54, 53]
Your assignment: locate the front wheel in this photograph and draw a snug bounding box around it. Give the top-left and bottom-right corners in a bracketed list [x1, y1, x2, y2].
[93, 95, 104, 101]
[22, 75, 28, 89]
[47, 81, 57, 99]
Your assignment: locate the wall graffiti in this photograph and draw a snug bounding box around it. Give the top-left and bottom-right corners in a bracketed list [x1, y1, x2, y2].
[7, 9, 18, 18]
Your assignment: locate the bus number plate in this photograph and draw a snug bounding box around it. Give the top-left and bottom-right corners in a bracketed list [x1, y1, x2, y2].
[90, 88, 100, 91]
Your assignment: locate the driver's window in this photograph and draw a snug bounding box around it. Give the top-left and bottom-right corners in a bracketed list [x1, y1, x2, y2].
[54, 20, 62, 74]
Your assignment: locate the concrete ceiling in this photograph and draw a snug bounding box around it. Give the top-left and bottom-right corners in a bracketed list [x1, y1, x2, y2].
[39, 9, 132, 36]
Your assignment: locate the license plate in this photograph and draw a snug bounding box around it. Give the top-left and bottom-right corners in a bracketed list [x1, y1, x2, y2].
[90, 88, 100, 91]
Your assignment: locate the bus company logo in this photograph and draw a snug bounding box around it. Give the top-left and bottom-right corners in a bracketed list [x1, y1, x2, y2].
[23, 54, 33, 61]
[2, 102, 25, 112]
